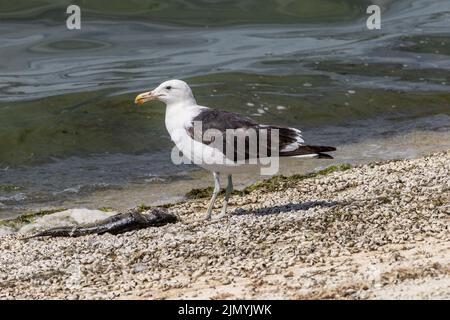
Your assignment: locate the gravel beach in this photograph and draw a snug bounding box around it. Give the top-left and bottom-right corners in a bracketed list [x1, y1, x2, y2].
[0, 151, 449, 299]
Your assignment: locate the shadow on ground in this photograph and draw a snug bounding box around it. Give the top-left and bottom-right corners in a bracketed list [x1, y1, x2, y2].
[232, 200, 339, 216]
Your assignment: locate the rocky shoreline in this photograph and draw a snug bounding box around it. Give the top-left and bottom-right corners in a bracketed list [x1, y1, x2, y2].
[0, 151, 449, 299]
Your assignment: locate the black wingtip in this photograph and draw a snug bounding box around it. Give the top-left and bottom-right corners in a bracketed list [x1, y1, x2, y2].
[280, 145, 337, 158]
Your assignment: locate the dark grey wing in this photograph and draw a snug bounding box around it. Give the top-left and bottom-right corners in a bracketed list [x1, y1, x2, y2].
[186, 108, 335, 161]
[192, 109, 258, 133]
[187, 109, 265, 162]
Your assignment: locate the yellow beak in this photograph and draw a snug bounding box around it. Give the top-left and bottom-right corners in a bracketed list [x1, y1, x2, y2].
[134, 91, 155, 105]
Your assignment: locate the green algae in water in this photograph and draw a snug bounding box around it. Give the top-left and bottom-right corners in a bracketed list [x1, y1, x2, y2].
[242, 163, 352, 194]
[188, 72, 450, 127]
[38, 39, 110, 51]
[0, 185, 24, 192]
[185, 163, 352, 199]
[98, 207, 116, 212]
[0, 208, 65, 229]
[309, 61, 450, 85]
[0, 89, 168, 166]
[400, 35, 450, 57]
[2, 71, 450, 167]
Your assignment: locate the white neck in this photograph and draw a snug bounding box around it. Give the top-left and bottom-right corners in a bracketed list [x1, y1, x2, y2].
[164, 99, 202, 137]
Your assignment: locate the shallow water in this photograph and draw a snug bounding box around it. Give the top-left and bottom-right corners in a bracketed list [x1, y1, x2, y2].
[0, 0, 450, 218]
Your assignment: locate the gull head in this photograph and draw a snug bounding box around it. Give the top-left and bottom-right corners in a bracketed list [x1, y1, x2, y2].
[135, 79, 196, 106]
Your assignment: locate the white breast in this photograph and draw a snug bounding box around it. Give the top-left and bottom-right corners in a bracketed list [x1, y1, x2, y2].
[165, 104, 196, 138]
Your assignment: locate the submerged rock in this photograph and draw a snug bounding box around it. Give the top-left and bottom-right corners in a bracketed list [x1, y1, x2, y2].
[0, 226, 15, 237]
[18, 208, 117, 234]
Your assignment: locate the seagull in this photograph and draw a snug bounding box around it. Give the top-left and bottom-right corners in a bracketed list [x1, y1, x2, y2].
[135, 79, 336, 220]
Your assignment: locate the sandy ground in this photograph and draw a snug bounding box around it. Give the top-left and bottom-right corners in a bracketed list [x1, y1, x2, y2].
[0, 150, 448, 299]
[134, 240, 449, 300]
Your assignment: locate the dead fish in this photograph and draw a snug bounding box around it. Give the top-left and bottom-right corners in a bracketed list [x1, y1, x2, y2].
[26, 207, 177, 238]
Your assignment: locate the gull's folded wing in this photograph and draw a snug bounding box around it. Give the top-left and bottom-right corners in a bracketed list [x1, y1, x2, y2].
[185, 108, 335, 161]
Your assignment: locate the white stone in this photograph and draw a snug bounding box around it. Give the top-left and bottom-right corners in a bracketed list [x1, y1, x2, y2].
[0, 226, 15, 237]
[18, 208, 116, 234]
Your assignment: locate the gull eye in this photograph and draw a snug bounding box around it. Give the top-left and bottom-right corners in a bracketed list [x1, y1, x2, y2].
[165, 86, 172, 90]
